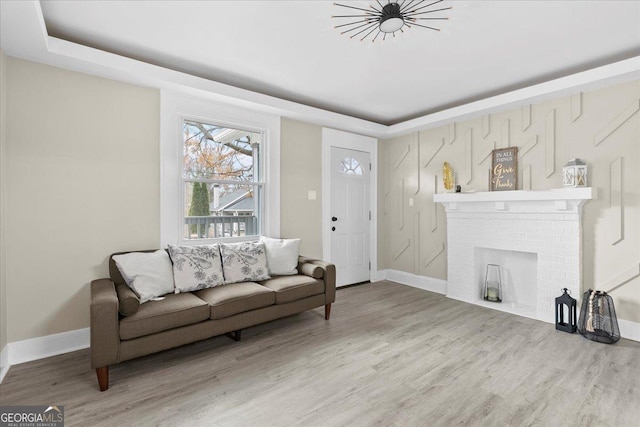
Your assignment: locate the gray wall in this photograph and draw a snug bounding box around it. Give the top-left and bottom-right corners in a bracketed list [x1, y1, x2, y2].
[378, 79, 640, 323]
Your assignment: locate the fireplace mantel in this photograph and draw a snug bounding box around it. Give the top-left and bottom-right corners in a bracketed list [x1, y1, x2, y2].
[434, 187, 594, 203]
[434, 188, 595, 215]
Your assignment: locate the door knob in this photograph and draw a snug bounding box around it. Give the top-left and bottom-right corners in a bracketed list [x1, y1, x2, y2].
[331, 227, 336, 231]
[331, 216, 338, 222]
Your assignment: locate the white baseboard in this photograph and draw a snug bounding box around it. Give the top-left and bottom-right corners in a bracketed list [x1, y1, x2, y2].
[8, 328, 90, 367]
[618, 319, 640, 343]
[371, 270, 386, 282]
[0, 344, 9, 383]
[379, 269, 447, 294]
[0, 328, 90, 383]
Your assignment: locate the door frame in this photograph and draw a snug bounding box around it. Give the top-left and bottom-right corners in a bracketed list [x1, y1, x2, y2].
[322, 128, 378, 286]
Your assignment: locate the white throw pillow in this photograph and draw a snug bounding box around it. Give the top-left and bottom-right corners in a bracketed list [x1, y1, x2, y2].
[113, 250, 175, 304]
[167, 244, 225, 293]
[220, 242, 271, 284]
[261, 237, 301, 276]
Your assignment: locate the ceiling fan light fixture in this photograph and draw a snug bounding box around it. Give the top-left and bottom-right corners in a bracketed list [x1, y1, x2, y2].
[332, 0, 451, 42]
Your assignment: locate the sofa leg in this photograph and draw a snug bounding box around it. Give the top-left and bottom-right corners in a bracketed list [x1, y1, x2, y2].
[96, 366, 109, 392]
[325, 304, 332, 320]
[225, 330, 241, 342]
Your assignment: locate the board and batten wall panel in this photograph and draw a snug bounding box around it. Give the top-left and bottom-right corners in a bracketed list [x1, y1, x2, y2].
[280, 118, 323, 259]
[379, 80, 640, 323]
[5, 58, 160, 342]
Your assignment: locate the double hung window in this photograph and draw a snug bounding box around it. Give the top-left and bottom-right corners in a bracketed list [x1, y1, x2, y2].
[182, 120, 263, 240]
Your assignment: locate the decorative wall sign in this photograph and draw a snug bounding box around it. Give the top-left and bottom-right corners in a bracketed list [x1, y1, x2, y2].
[490, 147, 518, 191]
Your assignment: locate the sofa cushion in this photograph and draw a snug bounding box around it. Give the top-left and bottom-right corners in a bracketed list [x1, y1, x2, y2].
[196, 282, 275, 320]
[260, 275, 325, 304]
[220, 242, 270, 284]
[120, 293, 210, 340]
[167, 244, 225, 293]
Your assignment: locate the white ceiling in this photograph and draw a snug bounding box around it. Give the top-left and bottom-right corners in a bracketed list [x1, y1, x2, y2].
[25, 1, 640, 125]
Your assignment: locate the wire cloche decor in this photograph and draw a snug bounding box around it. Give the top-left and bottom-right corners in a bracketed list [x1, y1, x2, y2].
[332, 0, 451, 42]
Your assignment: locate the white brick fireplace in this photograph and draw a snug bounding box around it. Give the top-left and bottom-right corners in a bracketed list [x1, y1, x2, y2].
[434, 188, 594, 323]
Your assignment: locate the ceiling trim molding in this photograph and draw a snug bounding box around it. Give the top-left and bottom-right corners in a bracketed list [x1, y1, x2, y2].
[2, 1, 639, 140]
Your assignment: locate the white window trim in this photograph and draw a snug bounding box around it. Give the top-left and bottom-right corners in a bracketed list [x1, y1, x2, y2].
[321, 127, 378, 283]
[160, 90, 280, 246]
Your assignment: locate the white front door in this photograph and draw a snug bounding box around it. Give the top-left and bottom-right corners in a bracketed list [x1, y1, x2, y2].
[330, 147, 370, 287]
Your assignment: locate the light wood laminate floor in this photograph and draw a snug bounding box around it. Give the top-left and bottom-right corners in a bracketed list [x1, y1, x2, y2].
[1, 281, 639, 426]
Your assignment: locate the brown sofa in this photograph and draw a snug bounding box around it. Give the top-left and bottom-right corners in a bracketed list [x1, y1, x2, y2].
[90, 250, 336, 391]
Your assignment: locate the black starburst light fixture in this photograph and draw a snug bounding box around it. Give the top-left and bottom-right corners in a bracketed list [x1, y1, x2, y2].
[332, 0, 451, 42]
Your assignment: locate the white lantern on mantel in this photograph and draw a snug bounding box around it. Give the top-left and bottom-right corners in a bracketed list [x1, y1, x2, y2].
[563, 158, 588, 187]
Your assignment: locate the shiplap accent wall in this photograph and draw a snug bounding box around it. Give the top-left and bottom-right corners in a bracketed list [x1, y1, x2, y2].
[378, 79, 640, 323]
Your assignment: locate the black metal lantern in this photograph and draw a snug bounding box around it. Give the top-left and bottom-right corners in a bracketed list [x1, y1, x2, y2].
[555, 288, 577, 333]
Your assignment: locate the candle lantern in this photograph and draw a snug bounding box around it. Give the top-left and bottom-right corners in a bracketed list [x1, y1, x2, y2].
[577, 290, 620, 344]
[562, 158, 588, 187]
[555, 288, 577, 333]
[483, 264, 502, 303]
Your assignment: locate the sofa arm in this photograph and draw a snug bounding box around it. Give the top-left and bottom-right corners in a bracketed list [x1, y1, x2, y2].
[90, 279, 120, 368]
[298, 256, 336, 304]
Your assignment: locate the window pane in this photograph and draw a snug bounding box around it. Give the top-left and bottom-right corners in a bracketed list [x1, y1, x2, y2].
[338, 157, 364, 175]
[184, 182, 261, 240]
[183, 120, 261, 181]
